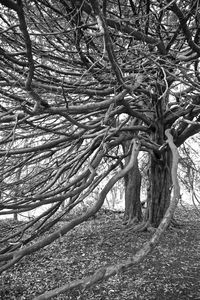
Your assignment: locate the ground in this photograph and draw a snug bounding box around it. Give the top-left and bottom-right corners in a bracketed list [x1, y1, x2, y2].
[0, 205, 200, 300]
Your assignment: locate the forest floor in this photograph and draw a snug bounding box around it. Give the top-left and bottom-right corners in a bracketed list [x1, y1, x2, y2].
[0, 204, 200, 300]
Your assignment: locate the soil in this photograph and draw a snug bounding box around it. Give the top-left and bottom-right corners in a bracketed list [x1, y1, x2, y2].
[0, 205, 200, 300]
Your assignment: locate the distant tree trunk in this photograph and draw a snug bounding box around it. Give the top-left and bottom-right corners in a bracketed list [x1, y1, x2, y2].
[123, 157, 142, 224]
[14, 211, 18, 221]
[13, 166, 22, 221]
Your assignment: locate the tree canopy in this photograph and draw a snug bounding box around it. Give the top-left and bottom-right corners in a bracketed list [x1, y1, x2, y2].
[0, 0, 200, 297]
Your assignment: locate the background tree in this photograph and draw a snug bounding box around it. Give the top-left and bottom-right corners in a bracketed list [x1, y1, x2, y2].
[0, 0, 199, 291]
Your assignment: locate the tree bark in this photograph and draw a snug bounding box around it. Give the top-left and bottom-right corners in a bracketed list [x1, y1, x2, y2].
[149, 149, 172, 227]
[124, 157, 142, 224]
[122, 136, 142, 224]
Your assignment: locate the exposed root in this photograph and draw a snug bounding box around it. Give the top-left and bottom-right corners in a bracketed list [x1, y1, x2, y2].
[123, 216, 140, 226]
[124, 217, 183, 233]
[170, 218, 184, 229]
[124, 220, 149, 232]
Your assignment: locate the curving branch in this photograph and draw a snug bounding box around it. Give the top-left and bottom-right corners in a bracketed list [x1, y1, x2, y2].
[0, 2, 199, 294]
[33, 130, 180, 300]
[90, 0, 125, 87]
[16, 0, 34, 90]
[167, 0, 200, 56]
[0, 139, 140, 274]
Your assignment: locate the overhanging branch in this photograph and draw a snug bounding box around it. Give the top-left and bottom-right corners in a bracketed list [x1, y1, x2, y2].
[33, 131, 180, 300]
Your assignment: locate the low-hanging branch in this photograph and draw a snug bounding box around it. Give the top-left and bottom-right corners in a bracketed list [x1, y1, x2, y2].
[33, 130, 180, 300]
[0, 138, 140, 274]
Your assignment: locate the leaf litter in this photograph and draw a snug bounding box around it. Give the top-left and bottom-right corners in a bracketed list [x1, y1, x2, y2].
[0, 205, 199, 300]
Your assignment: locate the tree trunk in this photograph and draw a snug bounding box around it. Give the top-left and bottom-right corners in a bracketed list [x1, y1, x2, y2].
[14, 211, 18, 221]
[123, 157, 142, 224]
[149, 150, 172, 227]
[145, 93, 173, 228]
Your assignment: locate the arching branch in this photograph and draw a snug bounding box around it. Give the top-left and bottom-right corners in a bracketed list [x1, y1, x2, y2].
[33, 131, 180, 300]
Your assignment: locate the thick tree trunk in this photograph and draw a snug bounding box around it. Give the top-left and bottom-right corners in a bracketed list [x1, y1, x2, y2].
[123, 147, 173, 229]
[123, 157, 142, 224]
[149, 150, 172, 227]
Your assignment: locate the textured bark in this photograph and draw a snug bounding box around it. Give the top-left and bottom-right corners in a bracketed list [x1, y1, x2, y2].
[124, 158, 142, 224]
[149, 150, 172, 227]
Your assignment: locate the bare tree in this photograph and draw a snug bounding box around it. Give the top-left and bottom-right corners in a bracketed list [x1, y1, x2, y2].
[0, 0, 199, 296]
